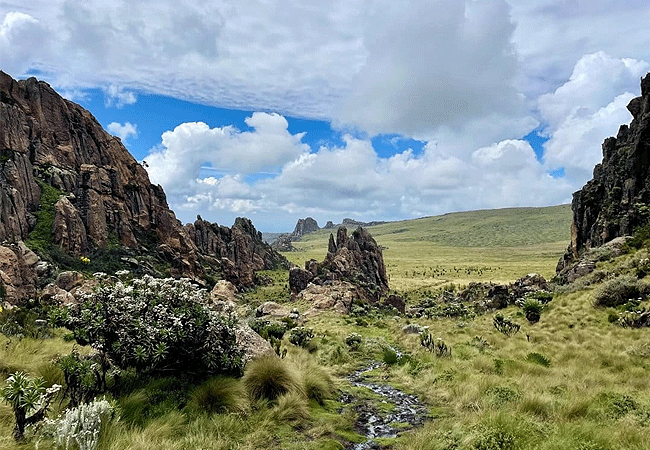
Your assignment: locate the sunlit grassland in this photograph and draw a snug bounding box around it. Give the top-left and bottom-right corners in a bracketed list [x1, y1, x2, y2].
[7, 203, 650, 450]
[285, 205, 572, 292]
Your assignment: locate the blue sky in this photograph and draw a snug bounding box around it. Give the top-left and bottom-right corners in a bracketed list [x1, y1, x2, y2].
[2, 1, 650, 231]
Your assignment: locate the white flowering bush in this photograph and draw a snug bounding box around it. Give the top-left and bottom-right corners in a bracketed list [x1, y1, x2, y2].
[55, 276, 244, 377]
[45, 398, 114, 450]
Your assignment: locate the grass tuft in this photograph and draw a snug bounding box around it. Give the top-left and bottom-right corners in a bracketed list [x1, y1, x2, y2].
[242, 356, 302, 403]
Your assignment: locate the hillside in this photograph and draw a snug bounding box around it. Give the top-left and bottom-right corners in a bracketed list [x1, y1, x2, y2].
[285, 205, 572, 290]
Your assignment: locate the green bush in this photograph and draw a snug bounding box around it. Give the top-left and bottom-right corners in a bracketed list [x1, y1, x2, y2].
[56, 349, 107, 407]
[188, 376, 247, 415]
[521, 299, 544, 323]
[344, 333, 362, 350]
[242, 356, 301, 403]
[493, 314, 520, 336]
[382, 347, 399, 365]
[2, 372, 60, 440]
[249, 319, 287, 342]
[593, 275, 648, 307]
[54, 276, 243, 378]
[289, 327, 314, 348]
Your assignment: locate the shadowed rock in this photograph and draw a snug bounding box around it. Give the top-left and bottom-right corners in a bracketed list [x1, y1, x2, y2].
[558, 72, 650, 276]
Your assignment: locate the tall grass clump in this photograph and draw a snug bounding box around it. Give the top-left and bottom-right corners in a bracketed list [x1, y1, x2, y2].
[188, 376, 247, 415]
[242, 356, 302, 403]
[593, 275, 648, 307]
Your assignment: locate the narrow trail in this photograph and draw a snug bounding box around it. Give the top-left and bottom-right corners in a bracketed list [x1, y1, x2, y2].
[342, 361, 429, 449]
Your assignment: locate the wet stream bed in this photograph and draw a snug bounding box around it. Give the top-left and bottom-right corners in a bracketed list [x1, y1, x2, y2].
[340, 362, 429, 449]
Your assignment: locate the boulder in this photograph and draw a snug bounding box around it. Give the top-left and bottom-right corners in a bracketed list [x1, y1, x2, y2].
[256, 301, 291, 318]
[39, 284, 75, 305]
[402, 323, 425, 334]
[383, 294, 406, 313]
[511, 273, 549, 299]
[235, 323, 276, 364]
[56, 271, 85, 291]
[301, 281, 361, 316]
[289, 267, 314, 294]
[210, 280, 238, 303]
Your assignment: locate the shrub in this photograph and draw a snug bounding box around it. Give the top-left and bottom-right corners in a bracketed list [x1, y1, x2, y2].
[242, 356, 301, 403]
[593, 275, 648, 307]
[56, 349, 108, 407]
[493, 314, 520, 336]
[2, 372, 61, 440]
[188, 376, 247, 415]
[289, 327, 314, 348]
[47, 397, 115, 450]
[249, 318, 287, 341]
[521, 299, 543, 323]
[528, 290, 553, 304]
[54, 275, 244, 378]
[344, 333, 362, 350]
[382, 347, 399, 365]
[420, 330, 452, 357]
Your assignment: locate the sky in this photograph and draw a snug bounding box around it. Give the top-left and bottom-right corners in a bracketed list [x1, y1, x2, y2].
[1, 1, 650, 232]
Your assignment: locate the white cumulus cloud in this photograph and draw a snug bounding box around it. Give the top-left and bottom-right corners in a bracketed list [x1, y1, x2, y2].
[107, 121, 138, 143]
[539, 52, 650, 182]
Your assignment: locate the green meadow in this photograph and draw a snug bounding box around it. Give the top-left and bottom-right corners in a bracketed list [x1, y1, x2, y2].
[5, 203, 650, 450]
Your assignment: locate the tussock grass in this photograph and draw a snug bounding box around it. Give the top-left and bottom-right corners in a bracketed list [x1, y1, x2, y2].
[243, 356, 303, 403]
[187, 376, 248, 416]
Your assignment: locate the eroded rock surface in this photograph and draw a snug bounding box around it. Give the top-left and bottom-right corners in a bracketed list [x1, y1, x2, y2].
[558, 73, 650, 274]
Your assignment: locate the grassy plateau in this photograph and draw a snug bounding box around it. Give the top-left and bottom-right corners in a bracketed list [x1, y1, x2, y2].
[4, 204, 650, 449]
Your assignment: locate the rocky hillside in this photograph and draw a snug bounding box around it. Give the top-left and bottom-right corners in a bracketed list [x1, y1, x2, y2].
[0, 72, 287, 302]
[558, 73, 650, 274]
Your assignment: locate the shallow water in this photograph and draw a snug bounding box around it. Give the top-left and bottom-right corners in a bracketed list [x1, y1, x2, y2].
[343, 361, 428, 449]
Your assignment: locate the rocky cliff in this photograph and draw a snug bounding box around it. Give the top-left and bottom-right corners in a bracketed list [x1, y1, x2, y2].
[0, 72, 287, 302]
[292, 217, 319, 239]
[557, 73, 650, 275]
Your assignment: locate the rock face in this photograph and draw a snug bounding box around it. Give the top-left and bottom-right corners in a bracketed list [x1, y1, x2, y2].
[186, 216, 290, 288]
[558, 73, 650, 274]
[289, 226, 389, 304]
[292, 217, 319, 239]
[0, 72, 287, 302]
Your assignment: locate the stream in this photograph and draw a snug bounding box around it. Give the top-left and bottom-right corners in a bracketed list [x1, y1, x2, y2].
[342, 361, 429, 449]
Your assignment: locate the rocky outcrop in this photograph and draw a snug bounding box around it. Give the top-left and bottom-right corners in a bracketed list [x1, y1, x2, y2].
[186, 216, 290, 288]
[289, 226, 389, 304]
[292, 217, 319, 239]
[558, 73, 650, 274]
[0, 72, 288, 302]
[0, 243, 40, 302]
[270, 234, 297, 252]
[342, 218, 387, 228]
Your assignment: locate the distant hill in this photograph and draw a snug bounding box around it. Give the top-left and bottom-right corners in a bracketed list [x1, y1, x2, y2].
[287, 205, 572, 288]
[298, 205, 572, 248]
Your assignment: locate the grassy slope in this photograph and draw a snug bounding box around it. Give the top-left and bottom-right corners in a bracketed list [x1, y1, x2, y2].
[6, 203, 650, 450]
[286, 204, 572, 290]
